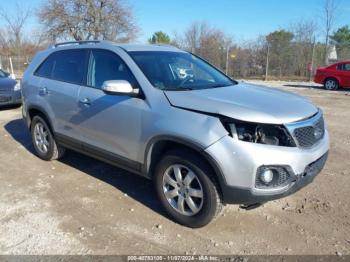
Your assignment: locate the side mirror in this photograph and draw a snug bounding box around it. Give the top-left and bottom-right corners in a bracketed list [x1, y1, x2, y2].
[101, 80, 139, 96]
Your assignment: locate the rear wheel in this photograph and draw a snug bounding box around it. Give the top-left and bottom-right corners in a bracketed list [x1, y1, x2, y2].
[31, 115, 65, 161]
[324, 78, 339, 90]
[154, 149, 223, 228]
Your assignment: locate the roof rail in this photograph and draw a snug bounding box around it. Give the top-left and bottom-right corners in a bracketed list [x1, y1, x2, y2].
[51, 40, 101, 48]
[151, 43, 175, 48]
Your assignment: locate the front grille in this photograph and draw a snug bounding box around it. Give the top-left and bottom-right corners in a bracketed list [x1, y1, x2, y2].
[0, 96, 11, 103]
[293, 116, 325, 148]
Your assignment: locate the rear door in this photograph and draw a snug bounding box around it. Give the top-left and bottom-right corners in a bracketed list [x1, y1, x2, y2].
[35, 49, 89, 140]
[75, 49, 148, 164]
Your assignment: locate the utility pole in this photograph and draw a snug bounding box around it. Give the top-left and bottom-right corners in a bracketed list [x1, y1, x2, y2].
[310, 37, 316, 82]
[265, 43, 270, 81]
[225, 44, 229, 75]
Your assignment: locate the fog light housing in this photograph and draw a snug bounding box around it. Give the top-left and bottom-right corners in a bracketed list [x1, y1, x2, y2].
[260, 169, 274, 184]
[255, 166, 293, 189]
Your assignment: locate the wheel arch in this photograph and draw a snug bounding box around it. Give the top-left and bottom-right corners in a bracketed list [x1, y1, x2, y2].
[143, 136, 227, 196]
[324, 76, 342, 87]
[27, 105, 54, 133]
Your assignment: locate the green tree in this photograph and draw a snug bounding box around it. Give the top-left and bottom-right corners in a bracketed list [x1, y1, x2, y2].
[148, 31, 171, 44]
[266, 30, 294, 78]
[331, 26, 350, 60]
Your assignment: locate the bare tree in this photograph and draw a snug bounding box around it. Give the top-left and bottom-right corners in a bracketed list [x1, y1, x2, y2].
[290, 20, 318, 77]
[176, 22, 233, 70]
[322, 0, 339, 65]
[184, 22, 202, 53]
[0, 3, 31, 56]
[37, 0, 138, 42]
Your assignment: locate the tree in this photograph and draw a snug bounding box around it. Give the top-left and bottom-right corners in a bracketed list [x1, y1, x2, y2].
[290, 20, 318, 77]
[37, 0, 138, 42]
[176, 22, 233, 70]
[266, 30, 294, 78]
[0, 3, 31, 56]
[148, 31, 171, 44]
[322, 0, 339, 64]
[331, 26, 350, 60]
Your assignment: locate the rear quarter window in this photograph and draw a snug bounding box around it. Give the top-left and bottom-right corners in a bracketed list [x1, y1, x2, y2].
[336, 64, 344, 70]
[336, 63, 350, 71]
[35, 54, 56, 78]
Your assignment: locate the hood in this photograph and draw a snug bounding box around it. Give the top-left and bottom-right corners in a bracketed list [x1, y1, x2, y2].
[164, 83, 318, 124]
[0, 77, 16, 92]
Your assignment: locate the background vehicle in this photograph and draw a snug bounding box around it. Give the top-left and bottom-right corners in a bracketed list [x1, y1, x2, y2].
[0, 69, 21, 106]
[314, 61, 350, 90]
[22, 41, 329, 228]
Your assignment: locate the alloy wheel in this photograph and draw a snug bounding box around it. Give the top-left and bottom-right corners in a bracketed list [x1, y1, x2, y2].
[325, 79, 337, 90]
[33, 122, 50, 154]
[162, 164, 204, 216]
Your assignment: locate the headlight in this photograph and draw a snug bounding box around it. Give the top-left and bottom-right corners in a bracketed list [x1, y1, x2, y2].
[14, 82, 21, 91]
[221, 118, 296, 147]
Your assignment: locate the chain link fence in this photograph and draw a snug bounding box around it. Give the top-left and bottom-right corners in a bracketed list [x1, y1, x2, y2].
[0, 56, 30, 79]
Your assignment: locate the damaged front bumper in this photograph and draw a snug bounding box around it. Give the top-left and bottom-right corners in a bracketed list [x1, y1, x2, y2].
[205, 129, 329, 205]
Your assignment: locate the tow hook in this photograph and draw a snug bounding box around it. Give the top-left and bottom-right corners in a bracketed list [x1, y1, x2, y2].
[239, 203, 264, 210]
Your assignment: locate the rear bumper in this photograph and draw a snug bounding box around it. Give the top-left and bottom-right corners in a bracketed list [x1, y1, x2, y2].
[0, 90, 21, 106]
[314, 74, 325, 85]
[221, 152, 328, 204]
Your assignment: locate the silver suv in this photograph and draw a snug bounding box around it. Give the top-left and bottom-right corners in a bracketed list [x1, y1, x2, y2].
[22, 41, 329, 228]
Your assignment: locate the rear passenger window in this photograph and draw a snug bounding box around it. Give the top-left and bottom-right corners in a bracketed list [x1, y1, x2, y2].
[87, 50, 137, 89]
[52, 49, 88, 84]
[34, 49, 88, 85]
[337, 63, 350, 71]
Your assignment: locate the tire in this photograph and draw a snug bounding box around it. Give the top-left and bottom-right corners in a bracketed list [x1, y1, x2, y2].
[31, 115, 65, 161]
[154, 149, 223, 228]
[324, 78, 339, 90]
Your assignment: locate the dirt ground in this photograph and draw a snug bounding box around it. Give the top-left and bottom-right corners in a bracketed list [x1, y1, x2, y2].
[0, 81, 349, 255]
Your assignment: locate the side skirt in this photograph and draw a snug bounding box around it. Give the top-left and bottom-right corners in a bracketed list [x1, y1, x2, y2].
[55, 133, 145, 177]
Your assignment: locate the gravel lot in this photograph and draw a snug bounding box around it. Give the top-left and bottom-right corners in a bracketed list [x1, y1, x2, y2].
[0, 81, 349, 255]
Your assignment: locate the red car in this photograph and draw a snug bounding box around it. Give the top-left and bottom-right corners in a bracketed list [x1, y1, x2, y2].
[314, 61, 350, 90]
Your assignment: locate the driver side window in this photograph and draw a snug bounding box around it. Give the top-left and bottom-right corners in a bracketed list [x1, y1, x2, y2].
[87, 49, 137, 89]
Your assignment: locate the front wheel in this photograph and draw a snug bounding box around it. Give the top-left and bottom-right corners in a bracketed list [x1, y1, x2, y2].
[324, 78, 339, 90]
[154, 149, 223, 228]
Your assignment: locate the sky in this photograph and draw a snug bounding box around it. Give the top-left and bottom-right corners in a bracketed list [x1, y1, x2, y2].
[1, 0, 350, 43]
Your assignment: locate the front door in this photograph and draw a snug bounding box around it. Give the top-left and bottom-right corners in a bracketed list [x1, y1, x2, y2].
[74, 49, 148, 164]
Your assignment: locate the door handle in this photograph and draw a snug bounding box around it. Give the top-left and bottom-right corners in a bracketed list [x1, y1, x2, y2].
[39, 87, 49, 96]
[79, 98, 91, 106]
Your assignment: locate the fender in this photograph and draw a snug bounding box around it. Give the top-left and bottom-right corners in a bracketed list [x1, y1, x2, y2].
[142, 135, 228, 192]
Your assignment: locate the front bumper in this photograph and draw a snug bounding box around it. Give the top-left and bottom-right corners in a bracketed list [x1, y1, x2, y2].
[205, 130, 329, 205]
[221, 152, 328, 204]
[0, 90, 21, 106]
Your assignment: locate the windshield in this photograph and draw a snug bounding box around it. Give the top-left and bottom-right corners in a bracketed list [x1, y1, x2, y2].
[0, 69, 8, 78]
[128, 51, 236, 90]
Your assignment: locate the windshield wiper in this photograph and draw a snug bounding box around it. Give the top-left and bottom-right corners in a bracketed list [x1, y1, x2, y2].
[163, 87, 193, 91]
[207, 83, 232, 88]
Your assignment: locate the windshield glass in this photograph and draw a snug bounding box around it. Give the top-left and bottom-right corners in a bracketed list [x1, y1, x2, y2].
[0, 69, 8, 78]
[129, 51, 236, 90]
